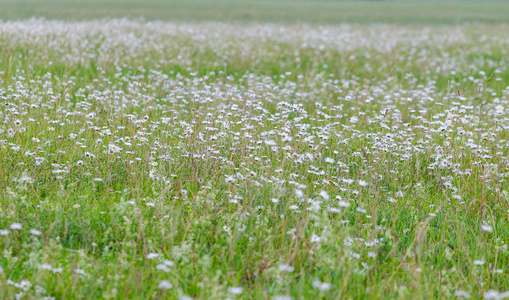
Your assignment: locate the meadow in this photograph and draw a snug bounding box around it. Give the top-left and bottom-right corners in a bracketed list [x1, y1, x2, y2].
[1, 2, 509, 300]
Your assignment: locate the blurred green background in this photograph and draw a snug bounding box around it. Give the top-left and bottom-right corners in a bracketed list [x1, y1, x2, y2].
[1, 0, 509, 24]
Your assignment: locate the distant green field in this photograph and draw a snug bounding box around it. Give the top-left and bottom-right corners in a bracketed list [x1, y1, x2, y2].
[1, 0, 509, 24]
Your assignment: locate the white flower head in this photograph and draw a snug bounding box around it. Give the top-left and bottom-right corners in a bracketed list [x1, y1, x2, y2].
[325, 157, 335, 164]
[484, 290, 509, 300]
[455, 290, 470, 299]
[147, 253, 160, 260]
[319, 190, 329, 200]
[279, 264, 295, 272]
[30, 229, 42, 236]
[10, 223, 22, 230]
[227, 287, 243, 295]
[158, 280, 173, 290]
[481, 224, 493, 232]
[312, 280, 331, 291]
[156, 264, 171, 273]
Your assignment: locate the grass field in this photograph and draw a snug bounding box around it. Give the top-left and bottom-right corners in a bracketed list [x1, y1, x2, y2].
[2, 0, 509, 24]
[1, 2, 509, 300]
